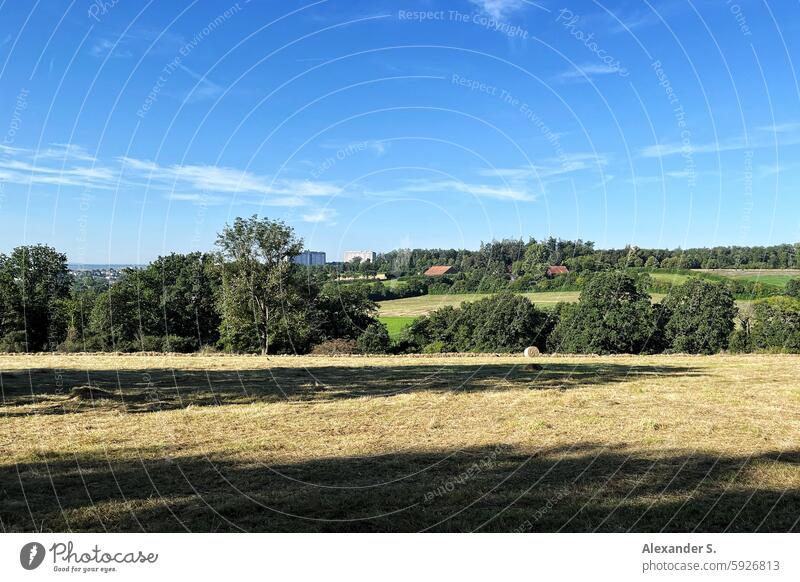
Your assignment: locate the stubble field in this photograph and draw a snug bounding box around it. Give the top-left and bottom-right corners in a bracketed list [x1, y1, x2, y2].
[1, 353, 798, 532]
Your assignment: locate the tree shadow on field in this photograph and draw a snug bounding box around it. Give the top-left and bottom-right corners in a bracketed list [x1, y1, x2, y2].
[1, 443, 797, 533]
[0, 361, 705, 413]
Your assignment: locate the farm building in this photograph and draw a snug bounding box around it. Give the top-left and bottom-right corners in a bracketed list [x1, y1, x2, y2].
[546, 265, 569, 277]
[424, 265, 455, 277]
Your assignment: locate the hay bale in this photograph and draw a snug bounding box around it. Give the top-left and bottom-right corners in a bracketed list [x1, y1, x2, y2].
[69, 385, 117, 400]
[523, 346, 540, 358]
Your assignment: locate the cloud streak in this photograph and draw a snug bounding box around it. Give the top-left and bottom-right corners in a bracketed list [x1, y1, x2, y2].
[400, 178, 536, 201]
[556, 63, 627, 83]
[639, 122, 800, 158]
[469, 0, 527, 20]
[0, 143, 340, 207]
[302, 207, 337, 223]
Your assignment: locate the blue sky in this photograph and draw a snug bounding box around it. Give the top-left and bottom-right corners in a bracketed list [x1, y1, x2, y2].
[1, 0, 799, 263]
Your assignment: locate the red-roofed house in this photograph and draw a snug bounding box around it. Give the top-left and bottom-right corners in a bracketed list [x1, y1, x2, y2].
[546, 265, 569, 277]
[424, 265, 455, 277]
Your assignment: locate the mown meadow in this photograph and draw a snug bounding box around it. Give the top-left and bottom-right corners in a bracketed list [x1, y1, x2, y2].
[2, 353, 798, 532]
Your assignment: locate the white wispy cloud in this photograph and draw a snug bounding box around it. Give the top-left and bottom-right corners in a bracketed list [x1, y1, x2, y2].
[608, 9, 661, 34]
[319, 139, 389, 156]
[469, 0, 527, 20]
[756, 164, 784, 178]
[639, 140, 741, 158]
[0, 144, 340, 207]
[119, 157, 342, 201]
[88, 28, 187, 60]
[89, 38, 133, 59]
[179, 65, 224, 103]
[478, 153, 609, 181]
[0, 150, 116, 189]
[34, 143, 97, 163]
[167, 193, 229, 204]
[757, 122, 800, 134]
[640, 122, 800, 158]
[302, 207, 337, 223]
[401, 178, 536, 201]
[556, 63, 627, 83]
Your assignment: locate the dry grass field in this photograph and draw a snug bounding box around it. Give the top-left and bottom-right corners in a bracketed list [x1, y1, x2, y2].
[376, 291, 756, 318]
[1, 353, 798, 533]
[378, 291, 582, 317]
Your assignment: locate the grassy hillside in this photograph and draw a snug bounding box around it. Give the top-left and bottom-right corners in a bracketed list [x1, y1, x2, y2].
[377, 289, 762, 318]
[1, 353, 798, 532]
[378, 316, 416, 340]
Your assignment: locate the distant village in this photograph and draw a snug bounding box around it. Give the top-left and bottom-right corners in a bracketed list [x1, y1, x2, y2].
[68, 266, 130, 283]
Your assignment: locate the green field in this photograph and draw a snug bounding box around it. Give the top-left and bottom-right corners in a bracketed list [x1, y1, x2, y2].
[649, 271, 693, 285]
[2, 353, 798, 532]
[379, 316, 416, 339]
[693, 269, 800, 287]
[378, 290, 762, 318]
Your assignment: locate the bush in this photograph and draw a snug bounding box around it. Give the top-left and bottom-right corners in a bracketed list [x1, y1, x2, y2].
[422, 340, 446, 353]
[738, 297, 800, 352]
[728, 329, 752, 353]
[138, 335, 164, 352]
[658, 279, 736, 354]
[427, 282, 452, 295]
[467, 292, 551, 352]
[163, 335, 198, 353]
[404, 305, 460, 351]
[58, 335, 104, 353]
[549, 271, 657, 354]
[310, 338, 359, 355]
[0, 331, 28, 352]
[786, 279, 800, 299]
[357, 322, 391, 354]
[405, 292, 551, 353]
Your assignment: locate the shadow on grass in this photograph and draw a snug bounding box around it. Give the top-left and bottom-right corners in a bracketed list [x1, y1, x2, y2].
[0, 362, 705, 413]
[1, 443, 797, 533]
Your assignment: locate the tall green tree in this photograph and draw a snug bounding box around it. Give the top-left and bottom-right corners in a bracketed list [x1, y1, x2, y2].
[732, 297, 800, 353]
[0, 245, 71, 351]
[146, 252, 221, 348]
[659, 279, 736, 354]
[314, 282, 378, 341]
[89, 271, 147, 350]
[86, 254, 221, 352]
[405, 292, 551, 353]
[216, 216, 304, 354]
[549, 271, 657, 354]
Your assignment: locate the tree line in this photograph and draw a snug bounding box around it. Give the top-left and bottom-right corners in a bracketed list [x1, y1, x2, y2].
[2, 218, 799, 355]
[404, 272, 800, 355]
[360, 238, 800, 295]
[0, 217, 378, 354]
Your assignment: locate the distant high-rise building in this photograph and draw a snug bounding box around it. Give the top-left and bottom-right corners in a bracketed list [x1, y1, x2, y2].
[293, 251, 326, 266]
[343, 250, 375, 263]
